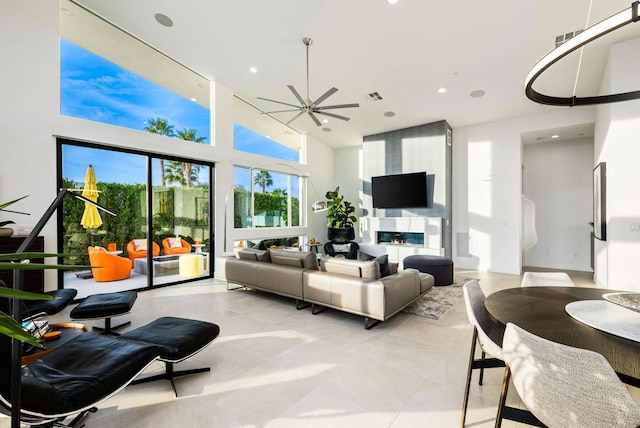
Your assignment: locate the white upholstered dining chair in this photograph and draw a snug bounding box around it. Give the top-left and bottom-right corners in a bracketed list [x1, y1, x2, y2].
[499, 322, 640, 428]
[462, 280, 544, 428]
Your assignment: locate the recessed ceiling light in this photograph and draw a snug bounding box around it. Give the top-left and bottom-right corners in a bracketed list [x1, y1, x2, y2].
[322, 127, 332, 132]
[437, 87, 447, 94]
[383, 111, 396, 117]
[470, 89, 486, 98]
[190, 97, 197, 102]
[322, 119, 329, 123]
[387, 0, 399, 4]
[155, 13, 173, 27]
[249, 67, 257, 73]
[551, 134, 560, 139]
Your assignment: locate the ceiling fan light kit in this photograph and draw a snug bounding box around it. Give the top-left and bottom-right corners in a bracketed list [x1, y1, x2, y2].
[258, 37, 360, 126]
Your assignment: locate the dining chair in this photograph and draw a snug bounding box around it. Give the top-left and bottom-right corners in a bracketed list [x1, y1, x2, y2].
[499, 322, 640, 428]
[461, 280, 543, 428]
[460, 280, 506, 427]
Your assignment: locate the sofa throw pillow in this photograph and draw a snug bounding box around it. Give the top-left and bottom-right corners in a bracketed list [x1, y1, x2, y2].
[357, 250, 391, 277]
[239, 248, 270, 262]
[332, 243, 351, 253]
[389, 262, 399, 275]
[271, 254, 304, 268]
[169, 237, 182, 248]
[324, 261, 361, 277]
[269, 249, 318, 270]
[238, 250, 258, 261]
[323, 258, 381, 279]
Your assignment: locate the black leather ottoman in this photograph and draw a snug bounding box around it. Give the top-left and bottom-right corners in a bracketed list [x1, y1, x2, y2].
[403, 255, 454, 286]
[23, 288, 78, 321]
[70, 291, 137, 335]
[120, 316, 220, 396]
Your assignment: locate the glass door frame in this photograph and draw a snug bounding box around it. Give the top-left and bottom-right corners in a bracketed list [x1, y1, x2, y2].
[56, 138, 215, 291]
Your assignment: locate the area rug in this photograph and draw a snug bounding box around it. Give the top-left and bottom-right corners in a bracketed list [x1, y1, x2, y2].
[402, 277, 472, 320]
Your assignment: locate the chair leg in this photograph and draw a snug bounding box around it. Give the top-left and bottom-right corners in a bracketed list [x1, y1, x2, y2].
[131, 361, 211, 397]
[92, 317, 131, 336]
[495, 365, 511, 428]
[460, 327, 478, 428]
[479, 350, 486, 385]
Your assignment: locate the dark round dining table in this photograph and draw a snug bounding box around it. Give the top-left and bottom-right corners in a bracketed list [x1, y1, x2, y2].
[484, 286, 640, 387]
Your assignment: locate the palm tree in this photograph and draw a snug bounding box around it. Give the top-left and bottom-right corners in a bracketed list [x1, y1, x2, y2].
[176, 129, 207, 187]
[254, 170, 273, 193]
[143, 118, 175, 187]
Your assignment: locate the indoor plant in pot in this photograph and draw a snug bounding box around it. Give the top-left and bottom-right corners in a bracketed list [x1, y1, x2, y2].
[325, 187, 357, 243]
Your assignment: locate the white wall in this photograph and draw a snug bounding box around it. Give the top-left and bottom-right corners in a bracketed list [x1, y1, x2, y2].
[452, 107, 595, 274]
[523, 138, 594, 271]
[333, 146, 362, 241]
[0, 3, 335, 289]
[594, 37, 640, 291]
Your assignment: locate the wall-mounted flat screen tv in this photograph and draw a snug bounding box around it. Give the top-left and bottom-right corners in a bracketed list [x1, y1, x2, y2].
[371, 171, 430, 208]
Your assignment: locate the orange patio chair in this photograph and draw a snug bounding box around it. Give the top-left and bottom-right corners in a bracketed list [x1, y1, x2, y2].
[126, 239, 160, 261]
[162, 237, 192, 255]
[88, 246, 133, 282]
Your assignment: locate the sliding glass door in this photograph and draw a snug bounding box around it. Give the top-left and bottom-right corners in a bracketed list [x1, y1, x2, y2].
[59, 140, 212, 298]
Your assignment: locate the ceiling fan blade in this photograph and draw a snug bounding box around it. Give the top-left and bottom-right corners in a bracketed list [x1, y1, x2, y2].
[308, 112, 322, 126]
[261, 108, 303, 114]
[287, 85, 306, 106]
[257, 97, 301, 109]
[285, 110, 306, 125]
[314, 110, 351, 121]
[311, 87, 338, 107]
[315, 103, 360, 110]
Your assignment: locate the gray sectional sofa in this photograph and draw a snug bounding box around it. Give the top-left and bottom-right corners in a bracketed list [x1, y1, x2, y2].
[215, 248, 434, 329]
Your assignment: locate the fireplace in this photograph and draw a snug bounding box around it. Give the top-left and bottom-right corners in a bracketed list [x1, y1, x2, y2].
[377, 231, 424, 246]
[361, 217, 445, 260]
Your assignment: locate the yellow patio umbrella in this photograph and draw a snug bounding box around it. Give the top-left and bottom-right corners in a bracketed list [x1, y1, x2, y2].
[80, 165, 102, 245]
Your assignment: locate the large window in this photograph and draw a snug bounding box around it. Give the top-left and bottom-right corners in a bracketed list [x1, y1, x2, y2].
[59, 0, 210, 141]
[233, 167, 301, 230]
[234, 97, 300, 162]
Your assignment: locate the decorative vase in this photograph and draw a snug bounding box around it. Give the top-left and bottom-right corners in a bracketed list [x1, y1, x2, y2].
[0, 227, 14, 237]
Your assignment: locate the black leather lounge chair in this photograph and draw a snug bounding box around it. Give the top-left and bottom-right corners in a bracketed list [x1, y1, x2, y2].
[0, 329, 160, 427]
[120, 316, 221, 396]
[22, 288, 77, 321]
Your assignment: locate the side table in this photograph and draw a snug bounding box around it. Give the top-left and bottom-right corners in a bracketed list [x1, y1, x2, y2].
[306, 242, 322, 254]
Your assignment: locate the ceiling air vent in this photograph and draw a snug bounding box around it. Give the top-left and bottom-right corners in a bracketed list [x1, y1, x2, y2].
[554, 29, 583, 48]
[367, 91, 383, 102]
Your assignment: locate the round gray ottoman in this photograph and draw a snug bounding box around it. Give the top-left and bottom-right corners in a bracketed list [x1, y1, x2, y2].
[403, 255, 454, 286]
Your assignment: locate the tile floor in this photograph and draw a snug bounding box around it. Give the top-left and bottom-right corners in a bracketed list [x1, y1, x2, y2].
[2, 268, 596, 427]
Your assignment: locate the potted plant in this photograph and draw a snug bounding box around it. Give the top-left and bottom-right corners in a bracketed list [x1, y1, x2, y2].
[325, 187, 357, 243]
[0, 196, 88, 348]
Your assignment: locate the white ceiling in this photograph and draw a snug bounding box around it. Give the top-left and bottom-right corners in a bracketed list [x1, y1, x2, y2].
[72, 0, 640, 149]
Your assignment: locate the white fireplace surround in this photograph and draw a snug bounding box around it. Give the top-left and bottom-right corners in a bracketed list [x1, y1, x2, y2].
[360, 217, 445, 263]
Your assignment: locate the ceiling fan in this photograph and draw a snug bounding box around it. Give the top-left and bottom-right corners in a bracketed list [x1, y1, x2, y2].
[258, 37, 359, 126]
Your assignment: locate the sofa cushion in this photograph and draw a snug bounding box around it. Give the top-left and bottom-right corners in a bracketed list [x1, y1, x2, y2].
[269, 249, 318, 270]
[357, 250, 391, 277]
[238, 248, 271, 262]
[238, 250, 258, 261]
[271, 254, 304, 268]
[323, 258, 381, 279]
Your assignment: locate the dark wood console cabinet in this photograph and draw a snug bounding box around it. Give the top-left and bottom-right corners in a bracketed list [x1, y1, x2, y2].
[0, 236, 45, 293]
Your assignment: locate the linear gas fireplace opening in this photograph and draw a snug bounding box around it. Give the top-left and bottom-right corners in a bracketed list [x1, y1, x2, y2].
[377, 231, 424, 246]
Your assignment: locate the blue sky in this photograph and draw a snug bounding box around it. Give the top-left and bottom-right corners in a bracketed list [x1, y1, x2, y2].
[60, 38, 297, 186]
